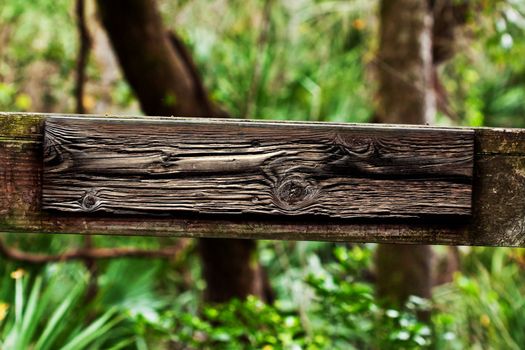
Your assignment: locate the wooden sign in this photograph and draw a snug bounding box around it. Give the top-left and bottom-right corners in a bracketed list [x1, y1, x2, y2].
[42, 117, 474, 219]
[2, 113, 525, 247]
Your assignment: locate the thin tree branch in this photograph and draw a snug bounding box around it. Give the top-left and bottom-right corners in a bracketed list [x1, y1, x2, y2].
[75, 0, 92, 114]
[0, 238, 191, 264]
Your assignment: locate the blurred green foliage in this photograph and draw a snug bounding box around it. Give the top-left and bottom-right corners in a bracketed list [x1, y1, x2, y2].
[0, 245, 439, 349]
[171, 0, 375, 122]
[161, 245, 436, 349]
[433, 247, 525, 350]
[1, 0, 525, 349]
[440, 0, 525, 127]
[4, 242, 525, 349]
[0, 0, 76, 112]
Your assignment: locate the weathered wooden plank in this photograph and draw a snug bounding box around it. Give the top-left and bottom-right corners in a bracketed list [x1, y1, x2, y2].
[42, 117, 473, 218]
[1, 112, 525, 247]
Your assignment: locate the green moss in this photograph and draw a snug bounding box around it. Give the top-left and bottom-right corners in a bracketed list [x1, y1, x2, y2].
[0, 215, 20, 232]
[0, 113, 43, 138]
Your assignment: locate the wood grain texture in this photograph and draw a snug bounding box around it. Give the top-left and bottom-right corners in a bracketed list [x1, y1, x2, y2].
[42, 117, 474, 218]
[2, 113, 525, 247]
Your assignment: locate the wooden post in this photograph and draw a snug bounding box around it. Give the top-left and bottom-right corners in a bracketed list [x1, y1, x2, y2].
[1, 112, 525, 247]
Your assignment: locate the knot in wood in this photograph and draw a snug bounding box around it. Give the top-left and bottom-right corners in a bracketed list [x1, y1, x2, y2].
[81, 191, 99, 212]
[160, 151, 177, 165]
[335, 135, 377, 156]
[280, 180, 306, 203]
[273, 175, 318, 211]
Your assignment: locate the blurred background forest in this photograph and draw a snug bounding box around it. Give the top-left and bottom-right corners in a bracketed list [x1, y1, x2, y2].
[1, 0, 525, 349]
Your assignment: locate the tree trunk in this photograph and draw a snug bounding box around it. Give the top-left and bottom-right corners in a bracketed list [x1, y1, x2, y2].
[199, 239, 272, 303]
[374, 0, 435, 306]
[96, 0, 266, 302]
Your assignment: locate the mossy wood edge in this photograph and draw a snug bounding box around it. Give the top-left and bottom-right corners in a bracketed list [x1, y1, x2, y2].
[1, 112, 524, 247]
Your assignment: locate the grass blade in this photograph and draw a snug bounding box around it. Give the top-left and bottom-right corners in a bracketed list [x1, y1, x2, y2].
[34, 282, 84, 350]
[17, 276, 43, 349]
[60, 308, 120, 350]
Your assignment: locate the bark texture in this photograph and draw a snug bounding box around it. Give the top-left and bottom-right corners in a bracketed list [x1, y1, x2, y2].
[375, 0, 435, 306]
[96, 0, 265, 302]
[376, 0, 435, 125]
